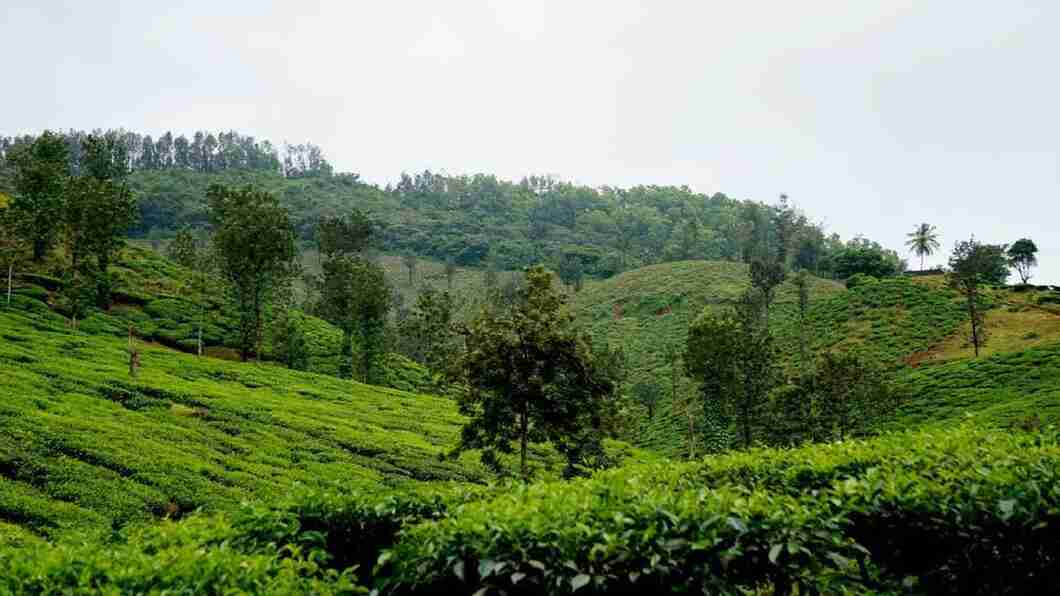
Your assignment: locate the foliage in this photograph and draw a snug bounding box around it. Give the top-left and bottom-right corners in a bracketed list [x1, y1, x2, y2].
[166, 227, 200, 268]
[832, 241, 902, 279]
[1007, 238, 1038, 284]
[381, 425, 1060, 595]
[397, 285, 457, 376]
[685, 289, 778, 449]
[452, 266, 613, 479]
[905, 222, 941, 271]
[948, 239, 1008, 356]
[7, 131, 68, 260]
[0, 305, 487, 539]
[208, 184, 298, 361]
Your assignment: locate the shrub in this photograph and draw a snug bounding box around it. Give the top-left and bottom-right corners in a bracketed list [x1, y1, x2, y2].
[844, 273, 878, 289]
[380, 426, 1060, 595]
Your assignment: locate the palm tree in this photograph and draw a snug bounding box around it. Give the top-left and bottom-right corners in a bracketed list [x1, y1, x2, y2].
[905, 223, 941, 272]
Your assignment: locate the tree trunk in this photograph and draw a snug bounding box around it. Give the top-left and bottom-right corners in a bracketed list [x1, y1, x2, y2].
[519, 399, 529, 481]
[6, 262, 12, 307]
[33, 238, 46, 261]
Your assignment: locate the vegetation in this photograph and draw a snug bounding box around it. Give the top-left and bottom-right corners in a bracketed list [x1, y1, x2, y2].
[906, 222, 941, 272]
[1, 126, 1057, 593]
[1008, 238, 1039, 284]
[208, 184, 298, 361]
[452, 266, 614, 479]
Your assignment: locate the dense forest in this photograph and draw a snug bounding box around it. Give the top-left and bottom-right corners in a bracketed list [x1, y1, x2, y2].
[0, 129, 905, 280]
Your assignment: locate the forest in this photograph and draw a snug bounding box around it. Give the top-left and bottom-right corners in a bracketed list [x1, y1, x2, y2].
[0, 129, 1056, 595]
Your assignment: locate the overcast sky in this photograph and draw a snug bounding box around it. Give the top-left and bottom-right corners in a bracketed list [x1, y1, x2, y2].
[3, 1, 1058, 281]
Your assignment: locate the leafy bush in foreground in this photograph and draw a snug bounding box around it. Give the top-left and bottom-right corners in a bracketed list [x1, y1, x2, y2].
[0, 515, 366, 595]
[381, 426, 1060, 595]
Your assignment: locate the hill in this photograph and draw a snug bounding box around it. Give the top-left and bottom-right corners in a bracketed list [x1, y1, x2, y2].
[0, 302, 483, 540]
[14, 244, 436, 393]
[574, 262, 1060, 454]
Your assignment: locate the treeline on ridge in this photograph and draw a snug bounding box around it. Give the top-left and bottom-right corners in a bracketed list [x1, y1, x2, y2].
[0, 129, 905, 280]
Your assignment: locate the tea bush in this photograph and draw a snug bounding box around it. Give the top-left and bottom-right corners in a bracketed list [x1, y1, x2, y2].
[381, 426, 1060, 595]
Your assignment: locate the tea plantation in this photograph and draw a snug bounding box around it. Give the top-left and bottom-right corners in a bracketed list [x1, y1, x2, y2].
[3, 252, 1060, 593]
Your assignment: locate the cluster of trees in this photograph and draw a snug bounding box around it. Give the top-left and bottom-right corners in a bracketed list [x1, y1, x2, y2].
[681, 232, 901, 452]
[0, 130, 332, 179]
[1, 131, 138, 320]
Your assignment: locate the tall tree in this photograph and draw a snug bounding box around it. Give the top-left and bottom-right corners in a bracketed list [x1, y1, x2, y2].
[793, 270, 812, 375]
[399, 285, 457, 375]
[8, 131, 68, 261]
[814, 352, 890, 441]
[1007, 238, 1038, 284]
[685, 289, 777, 449]
[0, 198, 28, 306]
[348, 258, 391, 385]
[452, 265, 612, 480]
[316, 209, 374, 259]
[207, 184, 297, 361]
[905, 223, 941, 272]
[948, 238, 1007, 357]
[402, 254, 417, 286]
[749, 258, 786, 324]
[64, 134, 138, 307]
[318, 255, 391, 383]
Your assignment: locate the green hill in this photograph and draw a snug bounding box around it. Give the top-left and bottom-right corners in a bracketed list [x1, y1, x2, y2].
[573, 262, 1060, 454]
[13, 244, 437, 393]
[0, 303, 483, 540]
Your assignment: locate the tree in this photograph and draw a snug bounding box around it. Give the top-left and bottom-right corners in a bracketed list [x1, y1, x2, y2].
[452, 265, 612, 480]
[833, 243, 901, 279]
[61, 134, 138, 308]
[318, 256, 391, 383]
[905, 223, 941, 272]
[402, 254, 417, 286]
[8, 131, 68, 261]
[793, 270, 812, 374]
[1007, 238, 1038, 284]
[948, 238, 1007, 357]
[749, 258, 786, 323]
[630, 381, 660, 419]
[0, 199, 28, 307]
[813, 352, 891, 440]
[685, 289, 777, 449]
[207, 184, 297, 361]
[167, 227, 200, 268]
[399, 285, 456, 375]
[316, 209, 374, 259]
[63, 176, 137, 306]
[444, 259, 457, 289]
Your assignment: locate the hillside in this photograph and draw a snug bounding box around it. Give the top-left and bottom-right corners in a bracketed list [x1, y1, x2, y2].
[0, 303, 483, 540]
[575, 261, 1060, 455]
[16, 244, 436, 393]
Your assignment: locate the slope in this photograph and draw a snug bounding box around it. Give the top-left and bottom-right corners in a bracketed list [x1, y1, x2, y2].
[572, 260, 843, 455]
[0, 302, 483, 540]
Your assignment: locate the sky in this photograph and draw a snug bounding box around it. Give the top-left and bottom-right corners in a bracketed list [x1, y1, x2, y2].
[3, 1, 1058, 281]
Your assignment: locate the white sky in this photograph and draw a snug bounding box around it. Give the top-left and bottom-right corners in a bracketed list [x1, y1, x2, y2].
[3, 1, 1058, 281]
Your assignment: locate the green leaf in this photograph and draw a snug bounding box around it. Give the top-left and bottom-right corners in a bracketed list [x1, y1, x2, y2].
[571, 574, 591, 591]
[768, 543, 783, 564]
